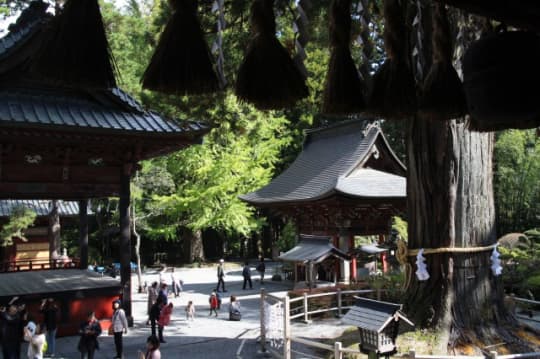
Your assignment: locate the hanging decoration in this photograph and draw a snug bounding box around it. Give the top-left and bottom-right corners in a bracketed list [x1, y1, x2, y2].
[411, 0, 425, 84]
[292, 0, 311, 79]
[490, 246, 502, 276]
[142, 0, 219, 95]
[354, 0, 374, 88]
[322, 0, 366, 115]
[463, 30, 540, 131]
[211, 0, 227, 88]
[419, 3, 467, 120]
[32, 0, 116, 88]
[368, 0, 417, 119]
[415, 248, 429, 281]
[235, 0, 309, 111]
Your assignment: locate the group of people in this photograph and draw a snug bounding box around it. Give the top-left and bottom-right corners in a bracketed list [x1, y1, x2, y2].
[0, 296, 58, 359]
[219, 257, 266, 292]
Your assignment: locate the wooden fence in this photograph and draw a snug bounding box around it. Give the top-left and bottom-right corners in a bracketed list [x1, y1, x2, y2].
[260, 289, 540, 359]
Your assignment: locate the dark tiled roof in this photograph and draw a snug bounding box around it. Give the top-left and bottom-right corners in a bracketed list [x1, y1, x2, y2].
[278, 234, 350, 263]
[336, 169, 405, 197]
[0, 199, 87, 217]
[0, 86, 207, 135]
[240, 120, 405, 204]
[341, 297, 403, 332]
[0, 269, 119, 298]
[0, 3, 208, 138]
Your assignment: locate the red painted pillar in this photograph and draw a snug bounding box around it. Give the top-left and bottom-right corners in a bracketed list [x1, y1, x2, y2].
[349, 234, 356, 281]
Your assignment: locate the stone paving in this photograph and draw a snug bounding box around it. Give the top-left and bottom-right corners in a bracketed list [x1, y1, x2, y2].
[23, 262, 348, 359]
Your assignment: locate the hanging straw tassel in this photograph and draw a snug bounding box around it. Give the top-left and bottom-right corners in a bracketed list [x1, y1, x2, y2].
[418, 3, 466, 120]
[322, 0, 366, 115]
[142, 0, 219, 95]
[368, 0, 416, 119]
[235, 0, 309, 110]
[32, 0, 116, 88]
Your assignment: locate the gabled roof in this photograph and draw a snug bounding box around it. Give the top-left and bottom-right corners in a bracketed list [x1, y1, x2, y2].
[240, 120, 405, 205]
[278, 234, 350, 263]
[0, 2, 208, 142]
[0, 200, 87, 217]
[341, 297, 413, 332]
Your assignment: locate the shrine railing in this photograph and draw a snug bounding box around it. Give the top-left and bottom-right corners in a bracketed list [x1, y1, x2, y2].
[0, 258, 79, 272]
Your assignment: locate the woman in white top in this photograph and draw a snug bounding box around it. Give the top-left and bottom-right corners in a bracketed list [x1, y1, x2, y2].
[24, 321, 46, 359]
[111, 299, 128, 359]
[139, 335, 161, 359]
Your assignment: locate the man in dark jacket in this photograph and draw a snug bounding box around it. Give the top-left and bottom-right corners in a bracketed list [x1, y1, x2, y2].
[242, 261, 252, 290]
[0, 304, 23, 359]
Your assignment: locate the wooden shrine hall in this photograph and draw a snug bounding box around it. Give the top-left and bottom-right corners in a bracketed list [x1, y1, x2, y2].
[0, 2, 207, 331]
[240, 120, 406, 284]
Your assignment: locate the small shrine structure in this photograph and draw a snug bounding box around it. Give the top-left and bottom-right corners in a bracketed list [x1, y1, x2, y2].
[240, 120, 406, 283]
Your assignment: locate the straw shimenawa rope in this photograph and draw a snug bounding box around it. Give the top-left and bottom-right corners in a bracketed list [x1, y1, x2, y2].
[322, 0, 366, 115]
[396, 239, 498, 290]
[142, 0, 219, 95]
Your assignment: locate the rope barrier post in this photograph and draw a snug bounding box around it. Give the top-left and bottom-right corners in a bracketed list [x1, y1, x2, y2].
[259, 288, 266, 354]
[284, 295, 291, 359]
[334, 341, 343, 359]
[303, 292, 311, 323]
[337, 288, 342, 317]
[409, 349, 416, 359]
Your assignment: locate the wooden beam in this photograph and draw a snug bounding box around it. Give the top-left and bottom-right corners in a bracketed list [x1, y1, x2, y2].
[79, 199, 89, 270]
[119, 170, 133, 325]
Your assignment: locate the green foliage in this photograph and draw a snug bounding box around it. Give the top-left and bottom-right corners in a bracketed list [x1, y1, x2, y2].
[276, 221, 297, 253]
[494, 129, 540, 234]
[525, 274, 540, 298]
[0, 206, 37, 246]
[392, 216, 408, 240]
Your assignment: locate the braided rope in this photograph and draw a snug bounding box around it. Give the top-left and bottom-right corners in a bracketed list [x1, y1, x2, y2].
[396, 239, 498, 290]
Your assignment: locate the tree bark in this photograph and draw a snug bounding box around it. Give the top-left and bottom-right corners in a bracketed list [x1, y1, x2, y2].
[403, 10, 514, 351]
[183, 228, 204, 263]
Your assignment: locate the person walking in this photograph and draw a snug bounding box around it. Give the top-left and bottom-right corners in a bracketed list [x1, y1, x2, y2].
[257, 257, 266, 284]
[1, 303, 24, 359]
[40, 297, 58, 357]
[23, 321, 46, 359]
[170, 268, 182, 298]
[216, 259, 226, 292]
[242, 261, 252, 290]
[209, 292, 219, 317]
[146, 281, 159, 325]
[158, 283, 169, 305]
[138, 335, 161, 359]
[185, 301, 195, 322]
[111, 299, 128, 359]
[157, 302, 173, 343]
[77, 311, 102, 359]
[149, 296, 165, 343]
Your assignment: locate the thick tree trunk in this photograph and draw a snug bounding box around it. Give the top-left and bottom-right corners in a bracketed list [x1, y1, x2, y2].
[404, 118, 510, 343]
[403, 10, 516, 352]
[183, 228, 205, 263]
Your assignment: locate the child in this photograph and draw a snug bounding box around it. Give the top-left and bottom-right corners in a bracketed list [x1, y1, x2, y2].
[24, 321, 46, 359]
[209, 292, 218, 317]
[185, 301, 195, 321]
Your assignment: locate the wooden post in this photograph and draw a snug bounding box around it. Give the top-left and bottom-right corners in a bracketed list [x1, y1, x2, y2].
[260, 289, 267, 353]
[284, 295, 291, 359]
[337, 288, 342, 317]
[303, 292, 311, 323]
[350, 233, 357, 281]
[119, 169, 133, 325]
[409, 349, 416, 359]
[490, 351, 498, 359]
[49, 199, 61, 263]
[334, 342, 343, 359]
[78, 199, 88, 270]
